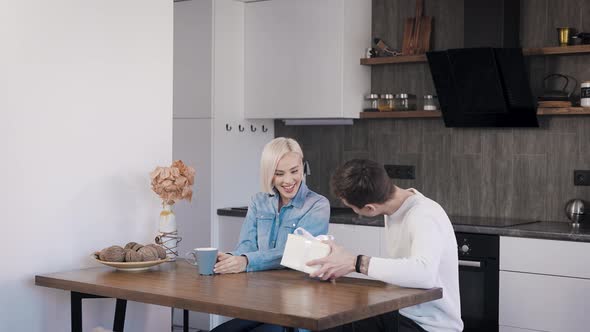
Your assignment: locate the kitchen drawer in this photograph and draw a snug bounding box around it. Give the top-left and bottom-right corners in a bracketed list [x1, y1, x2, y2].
[500, 236, 590, 279]
[499, 271, 590, 332]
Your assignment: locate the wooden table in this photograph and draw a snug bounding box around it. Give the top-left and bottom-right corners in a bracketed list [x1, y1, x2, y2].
[35, 261, 442, 331]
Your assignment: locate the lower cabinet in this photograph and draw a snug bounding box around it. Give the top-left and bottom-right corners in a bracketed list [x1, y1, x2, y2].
[218, 215, 244, 253]
[328, 223, 382, 279]
[499, 236, 590, 332]
[499, 271, 590, 332]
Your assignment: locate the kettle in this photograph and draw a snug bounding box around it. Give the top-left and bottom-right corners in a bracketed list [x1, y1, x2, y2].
[539, 74, 577, 101]
[565, 199, 588, 227]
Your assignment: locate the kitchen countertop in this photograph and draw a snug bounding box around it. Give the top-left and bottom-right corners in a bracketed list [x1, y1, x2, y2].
[217, 207, 590, 243]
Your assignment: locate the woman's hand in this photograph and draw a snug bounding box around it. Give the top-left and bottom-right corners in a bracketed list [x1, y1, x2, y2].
[306, 241, 356, 280]
[214, 253, 248, 274]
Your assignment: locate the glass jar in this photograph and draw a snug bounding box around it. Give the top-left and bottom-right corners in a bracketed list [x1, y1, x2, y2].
[378, 94, 394, 112]
[582, 81, 590, 108]
[423, 95, 439, 111]
[394, 93, 417, 110]
[364, 94, 380, 112]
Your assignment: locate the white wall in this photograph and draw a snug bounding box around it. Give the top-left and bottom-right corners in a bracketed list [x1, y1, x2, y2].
[0, 1, 173, 331]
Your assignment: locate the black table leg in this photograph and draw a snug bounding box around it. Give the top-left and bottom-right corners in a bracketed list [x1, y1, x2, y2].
[70, 291, 127, 332]
[183, 309, 189, 332]
[71, 292, 83, 332]
[113, 299, 127, 331]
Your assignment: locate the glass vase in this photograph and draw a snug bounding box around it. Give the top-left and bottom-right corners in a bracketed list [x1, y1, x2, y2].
[155, 202, 182, 261]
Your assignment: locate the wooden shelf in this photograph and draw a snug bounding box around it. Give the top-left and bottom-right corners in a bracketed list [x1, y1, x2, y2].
[360, 45, 590, 66]
[360, 110, 442, 118]
[537, 107, 590, 115]
[360, 107, 590, 119]
[360, 54, 426, 65]
[523, 45, 590, 56]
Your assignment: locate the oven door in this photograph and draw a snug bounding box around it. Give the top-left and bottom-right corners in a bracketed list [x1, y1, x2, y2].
[459, 257, 499, 332]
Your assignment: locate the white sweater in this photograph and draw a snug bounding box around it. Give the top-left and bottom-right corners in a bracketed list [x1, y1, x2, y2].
[367, 189, 463, 332]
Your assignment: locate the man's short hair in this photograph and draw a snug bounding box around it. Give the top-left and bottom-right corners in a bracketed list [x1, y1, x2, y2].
[331, 159, 394, 208]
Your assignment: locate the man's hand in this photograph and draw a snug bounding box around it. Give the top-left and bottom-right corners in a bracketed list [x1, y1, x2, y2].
[214, 253, 248, 274]
[306, 241, 356, 280]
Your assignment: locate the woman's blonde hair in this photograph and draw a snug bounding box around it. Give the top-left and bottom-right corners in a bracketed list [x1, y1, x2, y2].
[260, 137, 304, 194]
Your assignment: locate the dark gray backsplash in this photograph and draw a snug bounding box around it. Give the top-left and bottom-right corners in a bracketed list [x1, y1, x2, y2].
[276, 118, 590, 222]
[275, 0, 590, 222]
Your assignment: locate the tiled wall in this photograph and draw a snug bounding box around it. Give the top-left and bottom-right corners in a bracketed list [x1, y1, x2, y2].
[275, 0, 590, 222]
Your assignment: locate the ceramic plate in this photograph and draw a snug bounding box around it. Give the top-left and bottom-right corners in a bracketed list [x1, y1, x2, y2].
[92, 254, 170, 271]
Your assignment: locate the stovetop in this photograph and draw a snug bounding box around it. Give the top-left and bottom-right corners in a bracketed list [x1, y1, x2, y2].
[450, 215, 539, 228]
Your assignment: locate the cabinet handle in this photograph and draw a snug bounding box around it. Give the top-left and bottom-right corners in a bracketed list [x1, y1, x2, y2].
[458, 260, 481, 268]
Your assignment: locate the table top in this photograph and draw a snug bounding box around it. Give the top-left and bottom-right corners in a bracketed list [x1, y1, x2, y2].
[35, 261, 442, 330]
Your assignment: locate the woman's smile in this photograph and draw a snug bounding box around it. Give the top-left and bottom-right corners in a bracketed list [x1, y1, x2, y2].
[282, 183, 296, 193]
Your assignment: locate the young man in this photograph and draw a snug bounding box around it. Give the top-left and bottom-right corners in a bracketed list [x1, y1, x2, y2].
[307, 159, 463, 332]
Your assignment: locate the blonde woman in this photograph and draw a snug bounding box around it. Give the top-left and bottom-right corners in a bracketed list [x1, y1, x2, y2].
[211, 137, 329, 332]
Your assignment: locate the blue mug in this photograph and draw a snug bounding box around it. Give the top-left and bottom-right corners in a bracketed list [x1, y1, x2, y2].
[185, 247, 218, 275]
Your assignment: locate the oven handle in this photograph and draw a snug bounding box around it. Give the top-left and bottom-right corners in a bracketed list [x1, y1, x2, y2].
[458, 260, 481, 268]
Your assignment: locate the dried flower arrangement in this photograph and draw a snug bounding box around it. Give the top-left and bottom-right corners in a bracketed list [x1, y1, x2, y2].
[150, 160, 196, 205]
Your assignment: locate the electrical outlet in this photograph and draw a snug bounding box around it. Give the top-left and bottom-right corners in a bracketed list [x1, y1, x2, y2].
[384, 165, 416, 180]
[574, 170, 590, 186]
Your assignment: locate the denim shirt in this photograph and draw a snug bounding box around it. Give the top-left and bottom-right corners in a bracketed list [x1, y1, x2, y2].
[229, 182, 330, 272]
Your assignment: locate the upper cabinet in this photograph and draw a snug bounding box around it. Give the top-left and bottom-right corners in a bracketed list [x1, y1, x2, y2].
[173, 0, 213, 119]
[244, 0, 371, 119]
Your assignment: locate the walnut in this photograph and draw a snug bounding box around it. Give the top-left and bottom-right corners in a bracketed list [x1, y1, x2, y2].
[98, 246, 125, 262]
[146, 244, 167, 259]
[138, 246, 159, 261]
[124, 249, 142, 262]
[124, 242, 144, 251]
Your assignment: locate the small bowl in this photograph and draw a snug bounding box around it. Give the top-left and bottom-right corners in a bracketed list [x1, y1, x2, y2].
[92, 254, 170, 272]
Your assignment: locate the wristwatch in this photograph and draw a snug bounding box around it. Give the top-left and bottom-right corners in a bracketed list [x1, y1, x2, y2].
[355, 255, 364, 273]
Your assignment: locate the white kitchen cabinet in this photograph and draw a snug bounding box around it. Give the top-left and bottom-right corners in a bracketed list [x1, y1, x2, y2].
[218, 216, 245, 253]
[499, 237, 590, 332]
[173, 0, 212, 119]
[173, 119, 212, 252]
[500, 236, 590, 279]
[172, 1, 214, 329]
[244, 0, 371, 119]
[499, 271, 590, 332]
[328, 223, 381, 279]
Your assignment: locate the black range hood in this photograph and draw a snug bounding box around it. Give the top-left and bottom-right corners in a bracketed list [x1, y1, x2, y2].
[427, 47, 538, 127]
[425, 0, 537, 128]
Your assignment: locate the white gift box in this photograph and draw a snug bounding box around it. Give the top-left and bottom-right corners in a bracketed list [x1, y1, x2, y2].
[280, 228, 333, 274]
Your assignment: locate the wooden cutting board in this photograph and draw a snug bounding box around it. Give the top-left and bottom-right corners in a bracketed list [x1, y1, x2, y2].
[402, 0, 432, 55]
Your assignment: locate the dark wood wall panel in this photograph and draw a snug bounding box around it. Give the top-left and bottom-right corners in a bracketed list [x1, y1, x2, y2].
[276, 0, 590, 223]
